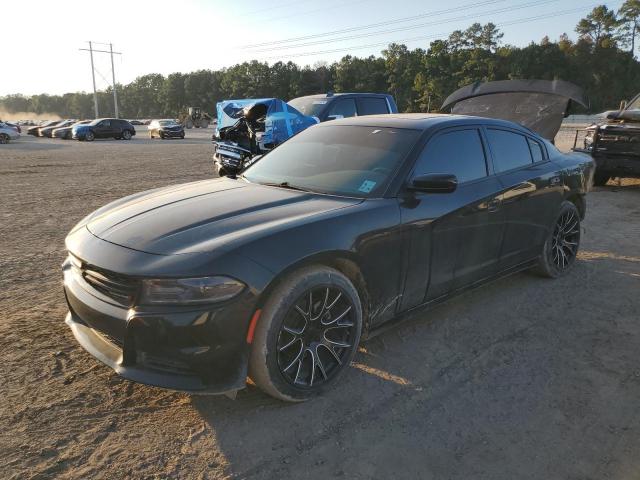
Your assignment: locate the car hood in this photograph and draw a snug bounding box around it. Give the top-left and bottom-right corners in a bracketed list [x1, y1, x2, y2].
[83, 178, 361, 255]
[442, 79, 589, 140]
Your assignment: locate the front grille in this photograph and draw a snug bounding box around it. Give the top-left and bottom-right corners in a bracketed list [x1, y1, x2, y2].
[82, 266, 139, 305]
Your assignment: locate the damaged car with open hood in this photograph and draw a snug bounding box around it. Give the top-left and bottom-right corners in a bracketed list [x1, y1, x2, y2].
[212, 98, 318, 177]
[576, 93, 640, 186]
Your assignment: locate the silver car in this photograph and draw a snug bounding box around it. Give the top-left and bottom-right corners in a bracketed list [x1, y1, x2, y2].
[0, 122, 20, 144]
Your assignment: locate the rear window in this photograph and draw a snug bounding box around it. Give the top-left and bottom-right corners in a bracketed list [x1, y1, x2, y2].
[414, 129, 488, 183]
[357, 97, 389, 116]
[486, 129, 533, 172]
[527, 138, 544, 162]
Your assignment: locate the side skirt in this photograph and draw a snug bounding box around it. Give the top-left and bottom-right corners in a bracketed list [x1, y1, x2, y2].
[364, 258, 538, 340]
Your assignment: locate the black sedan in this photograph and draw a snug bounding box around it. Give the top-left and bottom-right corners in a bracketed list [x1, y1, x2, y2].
[63, 114, 594, 401]
[148, 119, 185, 139]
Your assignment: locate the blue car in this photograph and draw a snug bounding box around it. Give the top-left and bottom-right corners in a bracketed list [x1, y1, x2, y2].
[72, 118, 136, 141]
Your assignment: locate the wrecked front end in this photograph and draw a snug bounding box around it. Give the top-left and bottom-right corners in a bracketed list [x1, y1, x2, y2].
[212, 98, 317, 176]
[578, 100, 640, 180]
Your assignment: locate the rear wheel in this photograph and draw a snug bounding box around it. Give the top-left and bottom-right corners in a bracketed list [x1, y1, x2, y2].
[249, 266, 362, 402]
[593, 172, 610, 187]
[122, 130, 132, 140]
[534, 201, 581, 278]
[0, 134, 9, 144]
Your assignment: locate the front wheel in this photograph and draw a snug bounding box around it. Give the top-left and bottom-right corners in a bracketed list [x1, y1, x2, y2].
[85, 131, 95, 142]
[249, 266, 363, 402]
[534, 201, 581, 278]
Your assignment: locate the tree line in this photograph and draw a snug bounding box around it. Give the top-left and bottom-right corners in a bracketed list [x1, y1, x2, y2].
[3, 3, 640, 119]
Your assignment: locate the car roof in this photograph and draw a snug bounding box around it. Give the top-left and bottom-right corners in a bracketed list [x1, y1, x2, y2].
[320, 113, 534, 133]
[292, 92, 392, 100]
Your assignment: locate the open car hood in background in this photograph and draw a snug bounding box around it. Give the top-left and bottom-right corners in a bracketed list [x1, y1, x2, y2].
[441, 80, 589, 140]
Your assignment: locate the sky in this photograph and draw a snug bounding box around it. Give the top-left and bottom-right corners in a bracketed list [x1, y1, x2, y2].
[2, 0, 626, 96]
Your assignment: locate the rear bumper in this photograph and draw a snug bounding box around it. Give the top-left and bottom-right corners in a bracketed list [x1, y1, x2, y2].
[63, 263, 256, 394]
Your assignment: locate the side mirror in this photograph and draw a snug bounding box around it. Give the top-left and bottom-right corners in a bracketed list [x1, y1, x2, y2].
[409, 173, 458, 193]
[326, 114, 344, 121]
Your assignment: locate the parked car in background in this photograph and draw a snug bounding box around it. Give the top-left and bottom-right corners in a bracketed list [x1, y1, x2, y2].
[0, 122, 21, 143]
[53, 120, 92, 139]
[63, 114, 594, 401]
[148, 119, 185, 139]
[27, 120, 62, 137]
[129, 120, 144, 125]
[41, 119, 76, 138]
[72, 118, 136, 141]
[287, 92, 398, 121]
[3, 121, 21, 134]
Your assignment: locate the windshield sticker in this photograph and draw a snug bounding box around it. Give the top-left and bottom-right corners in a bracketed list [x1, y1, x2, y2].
[358, 180, 377, 193]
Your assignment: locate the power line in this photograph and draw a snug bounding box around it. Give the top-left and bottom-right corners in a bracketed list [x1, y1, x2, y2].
[79, 42, 121, 118]
[261, 2, 617, 60]
[250, 0, 560, 53]
[242, 0, 506, 48]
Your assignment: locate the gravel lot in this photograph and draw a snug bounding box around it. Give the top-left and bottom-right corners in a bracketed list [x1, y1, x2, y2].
[1, 127, 639, 479]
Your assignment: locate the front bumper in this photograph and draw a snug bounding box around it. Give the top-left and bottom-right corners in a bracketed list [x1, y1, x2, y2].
[63, 260, 257, 394]
[160, 129, 184, 138]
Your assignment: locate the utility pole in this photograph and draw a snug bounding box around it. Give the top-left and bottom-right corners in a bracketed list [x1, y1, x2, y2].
[79, 42, 122, 118]
[109, 43, 119, 118]
[88, 41, 99, 118]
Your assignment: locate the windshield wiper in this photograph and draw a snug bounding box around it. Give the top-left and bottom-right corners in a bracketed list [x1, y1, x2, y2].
[260, 181, 311, 192]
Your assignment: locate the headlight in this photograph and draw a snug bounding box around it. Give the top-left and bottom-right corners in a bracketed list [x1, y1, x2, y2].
[140, 276, 245, 305]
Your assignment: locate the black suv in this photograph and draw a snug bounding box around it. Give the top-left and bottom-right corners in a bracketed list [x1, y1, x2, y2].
[72, 118, 136, 141]
[287, 92, 398, 121]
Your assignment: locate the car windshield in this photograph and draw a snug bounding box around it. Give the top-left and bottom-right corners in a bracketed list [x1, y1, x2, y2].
[159, 120, 178, 126]
[287, 97, 329, 118]
[625, 94, 640, 111]
[242, 125, 420, 198]
[89, 119, 104, 126]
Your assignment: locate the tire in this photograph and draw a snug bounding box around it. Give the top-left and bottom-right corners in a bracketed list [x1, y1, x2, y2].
[122, 130, 132, 140]
[534, 201, 581, 278]
[185, 119, 193, 129]
[180, 133, 185, 139]
[593, 171, 610, 187]
[160, 132, 165, 140]
[0, 134, 9, 144]
[249, 266, 363, 402]
[85, 131, 95, 142]
[200, 119, 209, 129]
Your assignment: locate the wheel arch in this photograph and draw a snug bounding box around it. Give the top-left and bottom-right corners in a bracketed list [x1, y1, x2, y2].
[254, 251, 372, 335]
[566, 192, 586, 220]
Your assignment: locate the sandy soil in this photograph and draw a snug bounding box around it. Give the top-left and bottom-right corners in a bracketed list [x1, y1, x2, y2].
[1, 127, 639, 479]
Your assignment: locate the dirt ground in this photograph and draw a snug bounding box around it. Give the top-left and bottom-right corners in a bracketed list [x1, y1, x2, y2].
[1, 127, 639, 479]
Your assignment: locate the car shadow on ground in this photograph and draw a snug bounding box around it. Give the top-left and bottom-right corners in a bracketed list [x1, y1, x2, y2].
[189, 250, 640, 479]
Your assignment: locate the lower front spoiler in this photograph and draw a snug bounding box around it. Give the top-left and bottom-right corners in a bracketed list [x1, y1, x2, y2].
[65, 311, 246, 395]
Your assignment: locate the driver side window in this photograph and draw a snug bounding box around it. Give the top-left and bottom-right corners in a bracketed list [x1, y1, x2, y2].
[413, 129, 488, 184]
[326, 99, 357, 119]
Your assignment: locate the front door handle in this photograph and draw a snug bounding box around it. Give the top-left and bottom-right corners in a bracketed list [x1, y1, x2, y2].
[549, 176, 562, 186]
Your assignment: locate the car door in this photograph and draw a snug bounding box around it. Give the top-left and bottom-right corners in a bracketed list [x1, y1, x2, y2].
[398, 127, 506, 311]
[93, 120, 111, 138]
[356, 97, 390, 116]
[324, 98, 357, 121]
[484, 127, 563, 268]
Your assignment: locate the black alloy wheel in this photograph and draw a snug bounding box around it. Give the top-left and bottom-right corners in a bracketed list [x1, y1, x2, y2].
[85, 131, 95, 141]
[249, 266, 362, 401]
[122, 130, 132, 140]
[276, 286, 357, 388]
[535, 201, 581, 278]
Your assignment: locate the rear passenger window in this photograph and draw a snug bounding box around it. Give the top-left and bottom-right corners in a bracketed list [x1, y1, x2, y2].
[327, 99, 357, 119]
[357, 97, 389, 116]
[414, 129, 488, 184]
[486, 129, 532, 172]
[527, 138, 544, 163]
